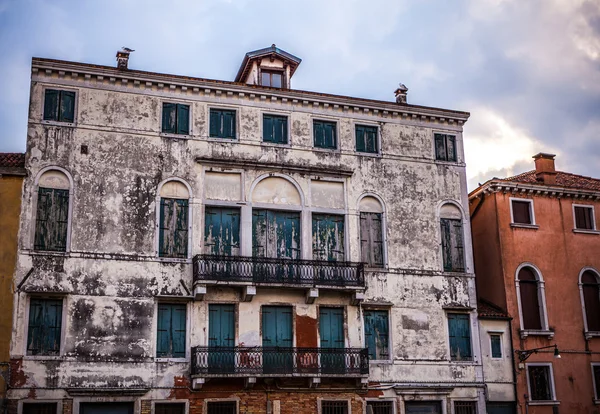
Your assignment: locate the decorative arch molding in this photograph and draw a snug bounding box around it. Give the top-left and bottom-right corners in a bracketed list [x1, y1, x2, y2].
[249, 173, 305, 207]
[357, 192, 386, 214]
[34, 165, 74, 189]
[437, 199, 466, 220]
[155, 177, 193, 261]
[578, 267, 600, 337]
[156, 177, 193, 200]
[579, 267, 600, 284]
[514, 262, 551, 338]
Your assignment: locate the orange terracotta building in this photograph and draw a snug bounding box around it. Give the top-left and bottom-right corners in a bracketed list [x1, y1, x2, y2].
[469, 153, 600, 414]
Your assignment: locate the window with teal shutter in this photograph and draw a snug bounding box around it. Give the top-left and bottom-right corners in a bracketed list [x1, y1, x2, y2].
[159, 198, 189, 258]
[43, 89, 75, 123]
[434, 133, 457, 162]
[162, 103, 190, 135]
[157, 303, 186, 358]
[313, 120, 337, 149]
[34, 187, 69, 252]
[448, 313, 472, 361]
[440, 218, 464, 272]
[209, 108, 236, 139]
[263, 114, 288, 144]
[363, 310, 389, 360]
[355, 125, 378, 153]
[490, 334, 502, 358]
[27, 298, 62, 355]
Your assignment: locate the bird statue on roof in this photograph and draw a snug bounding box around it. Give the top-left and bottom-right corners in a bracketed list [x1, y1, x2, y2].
[121, 47, 135, 53]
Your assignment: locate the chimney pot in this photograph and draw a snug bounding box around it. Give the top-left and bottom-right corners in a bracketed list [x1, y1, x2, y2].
[394, 83, 408, 104]
[532, 152, 557, 185]
[116, 50, 130, 70]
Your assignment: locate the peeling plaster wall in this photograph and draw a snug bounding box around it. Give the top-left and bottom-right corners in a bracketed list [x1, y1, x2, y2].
[478, 319, 514, 401]
[10, 69, 480, 402]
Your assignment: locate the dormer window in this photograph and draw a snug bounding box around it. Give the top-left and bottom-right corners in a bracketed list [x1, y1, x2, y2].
[261, 70, 283, 88]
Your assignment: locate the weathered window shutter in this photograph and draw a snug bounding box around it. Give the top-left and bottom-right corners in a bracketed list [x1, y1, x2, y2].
[43, 89, 59, 121]
[204, 207, 240, 255]
[176, 104, 189, 135]
[314, 121, 336, 149]
[314, 121, 324, 147]
[363, 310, 389, 360]
[27, 298, 62, 355]
[360, 212, 384, 267]
[223, 110, 235, 138]
[275, 116, 287, 143]
[356, 125, 365, 152]
[157, 304, 171, 356]
[448, 313, 472, 361]
[59, 91, 75, 123]
[325, 122, 336, 148]
[440, 219, 452, 271]
[209, 109, 220, 137]
[440, 218, 464, 272]
[34, 188, 69, 252]
[252, 210, 300, 259]
[518, 267, 543, 330]
[263, 115, 274, 142]
[174, 199, 189, 258]
[435, 133, 446, 160]
[583, 271, 600, 331]
[157, 304, 186, 357]
[159, 198, 188, 258]
[162, 103, 176, 133]
[490, 334, 502, 358]
[252, 209, 267, 257]
[171, 304, 186, 357]
[366, 127, 377, 153]
[447, 135, 456, 161]
[312, 213, 345, 261]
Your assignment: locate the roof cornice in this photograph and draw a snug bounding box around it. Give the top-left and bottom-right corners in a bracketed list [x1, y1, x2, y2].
[469, 179, 600, 201]
[32, 58, 470, 125]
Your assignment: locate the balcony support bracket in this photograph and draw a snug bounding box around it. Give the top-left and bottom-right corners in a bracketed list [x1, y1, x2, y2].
[306, 288, 319, 304]
[351, 291, 365, 306]
[245, 377, 257, 389]
[194, 285, 207, 301]
[242, 285, 256, 302]
[192, 378, 205, 390]
[357, 377, 368, 389]
[309, 377, 321, 388]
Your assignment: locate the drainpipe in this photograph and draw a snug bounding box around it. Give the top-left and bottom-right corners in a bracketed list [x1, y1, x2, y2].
[508, 318, 519, 413]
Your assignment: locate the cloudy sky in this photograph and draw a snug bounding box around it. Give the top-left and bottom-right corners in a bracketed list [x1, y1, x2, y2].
[0, 0, 598, 189]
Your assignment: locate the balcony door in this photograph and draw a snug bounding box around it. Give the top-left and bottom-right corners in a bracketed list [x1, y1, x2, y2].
[262, 306, 293, 374]
[319, 307, 345, 374]
[208, 304, 235, 373]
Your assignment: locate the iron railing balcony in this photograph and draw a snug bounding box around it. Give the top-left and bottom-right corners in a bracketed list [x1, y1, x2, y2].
[191, 346, 369, 377]
[193, 254, 365, 289]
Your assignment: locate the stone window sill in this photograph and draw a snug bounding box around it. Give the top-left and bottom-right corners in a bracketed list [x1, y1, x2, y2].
[520, 329, 554, 339]
[160, 132, 193, 140]
[510, 223, 539, 229]
[528, 401, 559, 406]
[573, 229, 600, 235]
[585, 331, 600, 340]
[41, 120, 76, 128]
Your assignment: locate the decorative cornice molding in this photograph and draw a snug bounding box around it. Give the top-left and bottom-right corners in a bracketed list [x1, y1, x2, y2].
[469, 180, 600, 201]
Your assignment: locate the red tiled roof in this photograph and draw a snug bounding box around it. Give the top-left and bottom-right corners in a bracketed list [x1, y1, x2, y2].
[0, 153, 25, 168]
[478, 300, 511, 320]
[500, 170, 600, 192]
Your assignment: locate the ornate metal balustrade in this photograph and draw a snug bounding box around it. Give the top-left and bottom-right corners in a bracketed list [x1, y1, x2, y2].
[193, 254, 365, 288]
[191, 346, 369, 377]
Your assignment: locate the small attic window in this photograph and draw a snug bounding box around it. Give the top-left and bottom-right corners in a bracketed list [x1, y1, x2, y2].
[261, 70, 282, 88]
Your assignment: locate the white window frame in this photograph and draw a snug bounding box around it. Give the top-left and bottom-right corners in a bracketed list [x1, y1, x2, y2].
[509, 197, 537, 227]
[515, 263, 552, 338]
[432, 130, 460, 164]
[207, 105, 240, 142]
[488, 332, 503, 359]
[155, 178, 194, 262]
[23, 294, 67, 359]
[260, 110, 292, 147]
[160, 100, 193, 139]
[362, 306, 393, 364]
[318, 398, 351, 414]
[153, 300, 191, 362]
[365, 399, 396, 414]
[353, 121, 382, 157]
[204, 398, 239, 414]
[152, 400, 189, 414]
[525, 362, 557, 403]
[572, 203, 598, 232]
[41, 85, 78, 127]
[591, 363, 600, 403]
[578, 267, 600, 339]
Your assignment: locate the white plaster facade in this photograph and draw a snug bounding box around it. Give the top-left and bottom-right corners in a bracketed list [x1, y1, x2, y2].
[8, 49, 484, 413]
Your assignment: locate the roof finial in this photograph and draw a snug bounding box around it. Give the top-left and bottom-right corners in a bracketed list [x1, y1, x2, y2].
[272, 44, 276, 48]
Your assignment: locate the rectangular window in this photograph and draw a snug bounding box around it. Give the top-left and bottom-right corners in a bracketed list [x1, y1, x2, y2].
[527, 364, 554, 401]
[159, 198, 189, 258]
[366, 401, 393, 414]
[312, 213, 345, 261]
[204, 207, 240, 255]
[356, 125, 378, 153]
[162, 103, 190, 135]
[44, 89, 75, 123]
[593, 364, 600, 400]
[448, 313, 472, 361]
[360, 212, 384, 268]
[27, 298, 62, 355]
[404, 402, 442, 414]
[364, 310, 389, 360]
[434, 133, 457, 162]
[511, 199, 533, 225]
[454, 401, 477, 414]
[34, 187, 69, 252]
[207, 401, 237, 414]
[314, 120, 337, 149]
[252, 210, 300, 259]
[155, 403, 186, 414]
[209, 108, 236, 139]
[261, 71, 283, 88]
[263, 114, 288, 144]
[157, 303, 186, 358]
[23, 403, 58, 414]
[321, 401, 349, 414]
[490, 334, 502, 358]
[440, 218, 465, 272]
[574, 205, 595, 230]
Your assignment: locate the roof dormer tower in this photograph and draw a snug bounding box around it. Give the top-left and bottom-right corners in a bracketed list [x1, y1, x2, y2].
[235, 44, 301, 89]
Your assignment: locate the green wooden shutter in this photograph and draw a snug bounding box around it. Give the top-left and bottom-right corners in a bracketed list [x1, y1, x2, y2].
[252, 210, 267, 257]
[356, 125, 365, 152]
[263, 115, 274, 142]
[44, 300, 63, 355]
[447, 135, 456, 161]
[360, 212, 383, 267]
[209, 109, 220, 137]
[364, 310, 389, 360]
[43, 89, 59, 121]
[274, 116, 287, 143]
[27, 299, 62, 355]
[440, 219, 452, 271]
[490, 334, 502, 358]
[451, 220, 464, 272]
[59, 91, 75, 123]
[34, 188, 51, 250]
[27, 299, 44, 355]
[324, 122, 336, 148]
[159, 198, 174, 257]
[176, 104, 189, 135]
[223, 110, 236, 138]
[314, 121, 324, 147]
[448, 313, 472, 360]
[54, 189, 69, 251]
[34, 188, 68, 252]
[435, 134, 446, 160]
[205, 207, 240, 255]
[171, 304, 186, 357]
[162, 103, 176, 133]
[365, 126, 378, 153]
[157, 304, 171, 356]
[173, 199, 189, 258]
[312, 214, 345, 261]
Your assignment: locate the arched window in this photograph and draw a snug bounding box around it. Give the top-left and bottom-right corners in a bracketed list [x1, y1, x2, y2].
[157, 180, 191, 259]
[358, 195, 385, 268]
[581, 270, 600, 332]
[34, 169, 72, 252]
[439, 203, 465, 272]
[517, 266, 545, 330]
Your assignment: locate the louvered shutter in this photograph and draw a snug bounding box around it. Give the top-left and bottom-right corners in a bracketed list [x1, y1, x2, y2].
[171, 304, 186, 357]
[159, 198, 175, 257]
[156, 304, 171, 356]
[209, 109, 220, 137]
[162, 103, 176, 133]
[43, 89, 59, 121]
[34, 188, 51, 250]
[435, 133, 446, 160]
[59, 91, 75, 123]
[356, 125, 365, 152]
[314, 121, 324, 147]
[173, 199, 189, 258]
[263, 115, 274, 142]
[447, 135, 456, 161]
[27, 299, 44, 354]
[176, 104, 189, 135]
[252, 209, 267, 257]
[451, 220, 465, 272]
[448, 313, 472, 360]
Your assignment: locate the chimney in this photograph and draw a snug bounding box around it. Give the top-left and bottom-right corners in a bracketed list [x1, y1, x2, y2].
[394, 83, 408, 104]
[533, 153, 557, 185]
[116, 50, 130, 70]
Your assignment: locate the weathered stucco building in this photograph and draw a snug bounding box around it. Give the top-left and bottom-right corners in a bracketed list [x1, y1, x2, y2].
[0, 153, 26, 412]
[9, 46, 483, 414]
[470, 154, 600, 414]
